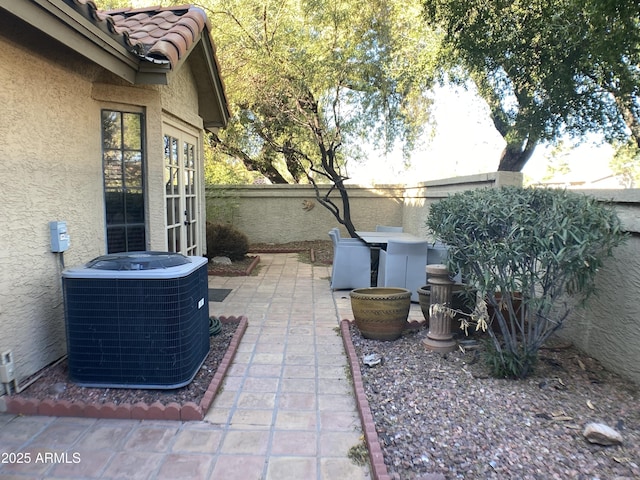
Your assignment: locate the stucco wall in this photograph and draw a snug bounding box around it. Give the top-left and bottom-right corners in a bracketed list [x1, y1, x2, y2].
[556, 189, 640, 384]
[205, 184, 406, 243]
[206, 172, 522, 243]
[0, 37, 105, 382]
[160, 65, 204, 131]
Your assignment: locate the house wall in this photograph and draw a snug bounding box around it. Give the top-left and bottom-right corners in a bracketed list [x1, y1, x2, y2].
[0, 35, 105, 383]
[92, 62, 206, 254]
[0, 34, 209, 387]
[159, 65, 207, 254]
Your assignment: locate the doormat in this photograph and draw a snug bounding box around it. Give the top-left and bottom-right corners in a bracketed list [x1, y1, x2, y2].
[209, 288, 232, 302]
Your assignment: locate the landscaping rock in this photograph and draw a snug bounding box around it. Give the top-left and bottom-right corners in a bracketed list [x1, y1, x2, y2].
[363, 353, 383, 367]
[583, 422, 623, 445]
[211, 256, 232, 265]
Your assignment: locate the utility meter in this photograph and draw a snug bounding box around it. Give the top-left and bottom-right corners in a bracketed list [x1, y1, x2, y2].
[49, 221, 70, 252]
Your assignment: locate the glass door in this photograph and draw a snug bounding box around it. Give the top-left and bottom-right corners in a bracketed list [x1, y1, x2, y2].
[163, 125, 200, 256]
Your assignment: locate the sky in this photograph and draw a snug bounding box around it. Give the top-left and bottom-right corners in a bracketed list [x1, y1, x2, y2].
[346, 84, 617, 186]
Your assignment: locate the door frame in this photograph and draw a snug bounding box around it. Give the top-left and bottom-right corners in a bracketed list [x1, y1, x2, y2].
[162, 121, 203, 256]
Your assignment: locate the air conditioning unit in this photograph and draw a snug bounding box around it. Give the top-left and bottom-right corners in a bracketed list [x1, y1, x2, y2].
[62, 252, 209, 389]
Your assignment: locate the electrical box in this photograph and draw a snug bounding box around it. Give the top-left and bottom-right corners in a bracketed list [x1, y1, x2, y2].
[0, 351, 15, 383]
[49, 221, 70, 252]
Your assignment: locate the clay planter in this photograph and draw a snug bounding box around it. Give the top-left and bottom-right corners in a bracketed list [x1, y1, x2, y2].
[417, 285, 431, 324]
[486, 292, 523, 334]
[350, 287, 411, 341]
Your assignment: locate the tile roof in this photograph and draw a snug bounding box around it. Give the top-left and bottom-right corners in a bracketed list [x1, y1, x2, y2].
[69, 0, 211, 69]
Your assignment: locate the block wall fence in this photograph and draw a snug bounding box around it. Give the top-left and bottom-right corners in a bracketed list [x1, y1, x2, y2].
[206, 172, 640, 384]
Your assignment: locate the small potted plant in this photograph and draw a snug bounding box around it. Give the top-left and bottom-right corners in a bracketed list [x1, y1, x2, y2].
[427, 186, 625, 378]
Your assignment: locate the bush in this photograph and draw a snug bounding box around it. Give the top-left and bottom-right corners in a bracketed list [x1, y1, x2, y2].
[205, 222, 249, 261]
[427, 186, 626, 379]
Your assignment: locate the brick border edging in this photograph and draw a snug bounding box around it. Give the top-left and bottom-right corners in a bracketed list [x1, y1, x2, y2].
[5, 316, 249, 422]
[340, 319, 391, 480]
[197, 315, 248, 416]
[208, 255, 261, 276]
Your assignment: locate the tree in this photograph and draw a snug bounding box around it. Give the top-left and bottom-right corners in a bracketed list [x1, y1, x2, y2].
[610, 141, 640, 188]
[423, 0, 640, 172]
[200, 0, 440, 235]
[541, 142, 571, 182]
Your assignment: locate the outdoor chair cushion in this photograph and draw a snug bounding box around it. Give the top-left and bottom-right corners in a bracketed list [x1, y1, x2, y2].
[328, 230, 371, 290]
[427, 242, 462, 283]
[377, 238, 428, 301]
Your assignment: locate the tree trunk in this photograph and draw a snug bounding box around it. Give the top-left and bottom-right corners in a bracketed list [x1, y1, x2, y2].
[615, 96, 640, 149]
[497, 138, 538, 172]
[209, 133, 290, 184]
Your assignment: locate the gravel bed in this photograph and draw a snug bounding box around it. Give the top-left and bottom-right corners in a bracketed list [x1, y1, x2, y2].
[11, 321, 238, 406]
[349, 324, 640, 479]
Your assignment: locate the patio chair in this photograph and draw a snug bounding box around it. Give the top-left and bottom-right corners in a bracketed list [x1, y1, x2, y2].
[377, 238, 428, 302]
[375, 225, 404, 232]
[328, 230, 372, 290]
[329, 227, 362, 243]
[427, 241, 448, 265]
[427, 242, 462, 283]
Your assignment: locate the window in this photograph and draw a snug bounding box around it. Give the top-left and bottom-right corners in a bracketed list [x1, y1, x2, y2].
[101, 110, 146, 253]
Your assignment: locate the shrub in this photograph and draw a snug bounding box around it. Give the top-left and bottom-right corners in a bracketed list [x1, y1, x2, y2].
[427, 186, 626, 379]
[205, 222, 249, 261]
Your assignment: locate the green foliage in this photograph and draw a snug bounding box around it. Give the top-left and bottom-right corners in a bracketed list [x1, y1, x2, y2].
[204, 138, 257, 185]
[610, 141, 640, 188]
[482, 340, 538, 380]
[424, 0, 640, 171]
[202, 0, 440, 183]
[205, 222, 249, 261]
[205, 187, 240, 226]
[195, 0, 442, 235]
[427, 186, 625, 378]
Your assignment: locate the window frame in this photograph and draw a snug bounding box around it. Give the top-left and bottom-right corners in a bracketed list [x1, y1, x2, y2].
[101, 108, 147, 254]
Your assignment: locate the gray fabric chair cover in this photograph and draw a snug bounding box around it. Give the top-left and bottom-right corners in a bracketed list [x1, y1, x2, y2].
[328, 230, 371, 290]
[377, 238, 428, 301]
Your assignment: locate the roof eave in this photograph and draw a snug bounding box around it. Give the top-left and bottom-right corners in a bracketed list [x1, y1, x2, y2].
[2, 0, 143, 84]
[2, 0, 230, 124]
[136, 62, 171, 85]
[195, 31, 230, 130]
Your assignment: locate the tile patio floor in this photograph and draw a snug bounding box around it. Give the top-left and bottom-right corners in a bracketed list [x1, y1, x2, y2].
[0, 253, 423, 480]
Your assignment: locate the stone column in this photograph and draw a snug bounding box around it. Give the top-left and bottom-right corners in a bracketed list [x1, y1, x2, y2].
[423, 264, 457, 353]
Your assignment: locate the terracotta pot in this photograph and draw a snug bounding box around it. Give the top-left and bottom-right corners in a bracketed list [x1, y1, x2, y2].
[417, 285, 431, 324]
[486, 292, 523, 333]
[350, 287, 411, 341]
